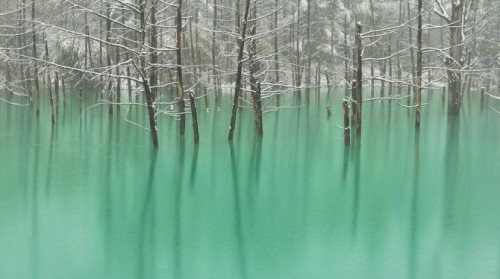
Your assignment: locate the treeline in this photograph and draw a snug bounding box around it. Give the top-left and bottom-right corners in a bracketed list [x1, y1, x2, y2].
[0, 0, 499, 147]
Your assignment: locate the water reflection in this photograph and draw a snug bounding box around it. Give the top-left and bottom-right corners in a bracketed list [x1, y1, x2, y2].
[0, 91, 499, 278]
[351, 136, 361, 240]
[409, 129, 421, 279]
[444, 117, 459, 230]
[173, 138, 186, 279]
[44, 126, 56, 197]
[30, 120, 41, 276]
[189, 145, 199, 188]
[229, 142, 248, 279]
[137, 150, 158, 279]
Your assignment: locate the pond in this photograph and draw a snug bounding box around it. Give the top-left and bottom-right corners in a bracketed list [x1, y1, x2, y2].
[0, 89, 499, 278]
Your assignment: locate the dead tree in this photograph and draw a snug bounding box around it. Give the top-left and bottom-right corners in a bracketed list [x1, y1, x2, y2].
[248, 3, 263, 137]
[134, 0, 159, 148]
[228, 0, 251, 141]
[31, 0, 40, 117]
[343, 100, 350, 146]
[416, 0, 423, 128]
[44, 40, 55, 125]
[433, 0, 471, 114]
[354, 22, 363, 135]
[176, 0, 186, 136]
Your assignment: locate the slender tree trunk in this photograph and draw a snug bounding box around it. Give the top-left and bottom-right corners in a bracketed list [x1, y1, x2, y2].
[407, 0, 416, 93]
[62, 76, 66, 106]
[121, 8, 132, 102]
[355, 23, 362, 135]
[274, 0, 280, 104]
[380, 58, 386, 97]
[99, 0, 104, 94]
[176, 0, 186, 136]
[369, 0, 376, 98]
[446, 1, 465, 114]
[415, 0, 423, 128]
[189, 19, 198, 95]
[32, 0, 40, 117]
[17, 5, 26, 93]
[228, 0, 251, 141]
[212, 0, 219, 101]
[295, 0, 301, 99]
[45, 40, 55, 125]
[5, 49, 12, 97]
[343, 100, 350, 146]
[115, 46, 121, 107]
[343, 9, 349, 97]
[150, 2, 158, 100]
[106, 1, 113, 115]
[55, 71, 60, 107]
[248, 3, 263, 136]
[396, 0, 403, 95]
[306, 0, 311, 101]
[22, 0, 33, 103]
[195, 0, 201, 90]
[137, 0, 159, 148]
[388, 44, 393, 96]
[189, 92, 199, 143]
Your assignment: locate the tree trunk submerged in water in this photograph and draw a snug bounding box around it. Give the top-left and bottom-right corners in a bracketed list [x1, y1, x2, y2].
[343, 100, 350, 146]
[434, 0, 466, 115]
[415, 0, 423, 128]
[176, 0, 186, 136]
[248, 3, 263, 137]
[447, 1, 465, 115]
[228, 0, 251, 141]
[44, 40, 55, 125]
[354, 22, 362, 135]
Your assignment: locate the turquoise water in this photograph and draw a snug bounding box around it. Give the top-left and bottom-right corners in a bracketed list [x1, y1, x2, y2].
[0, 90, 499, 278]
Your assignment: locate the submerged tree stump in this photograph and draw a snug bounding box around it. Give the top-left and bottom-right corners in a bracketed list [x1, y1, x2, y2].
[343, 100, 350, 146]
[189, 91, 199, 144]
[480, 87, 485, 110]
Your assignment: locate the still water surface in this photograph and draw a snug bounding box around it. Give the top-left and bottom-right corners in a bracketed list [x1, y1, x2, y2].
[0, 90, 499, 278]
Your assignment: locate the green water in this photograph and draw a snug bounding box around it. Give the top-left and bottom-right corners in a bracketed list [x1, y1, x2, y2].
[0, 90, 499, 278]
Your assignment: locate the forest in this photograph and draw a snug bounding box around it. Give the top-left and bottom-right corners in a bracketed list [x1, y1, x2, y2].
[1, 0, 499, 147]
[1, 1, 500, 278]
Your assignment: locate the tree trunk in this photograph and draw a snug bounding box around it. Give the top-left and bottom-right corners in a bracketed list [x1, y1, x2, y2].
[21, 0, 33, 103]
[295, 0, 302, 99]
[45, 40, 55, 125]
[138, 0, 159, 148]
[446, 1, 465, 114]
[176, 0, 186, 136]
[31, 0, 40, 117]
[388, 44, 393, 96]
[343, 100, 350, 146]
[415, 0, 422, 128]
[355, 22, 363, 135]
[228, 0, 251, 141]
[248, 4, 263, 136]
[212, 0, 219, 101]
[115, 46, 121, 107]
[306, 0, 311, 101]
[150, 2, 158, 100]
[106, 1, 113, 115]
[407, 0, 416, 93]
[343, 11, 349, 97]
[274, 0, 280, 103]
[62, 76, 66, 106]
[189, 92, 199, 144]
[55, 71, 60, 107]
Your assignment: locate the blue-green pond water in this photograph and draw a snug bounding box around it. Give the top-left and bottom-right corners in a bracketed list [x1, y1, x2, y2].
[0, 90, 499, 278]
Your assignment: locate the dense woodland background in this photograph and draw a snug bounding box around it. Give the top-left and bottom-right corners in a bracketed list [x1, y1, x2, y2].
[1, 0, 499, 146]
